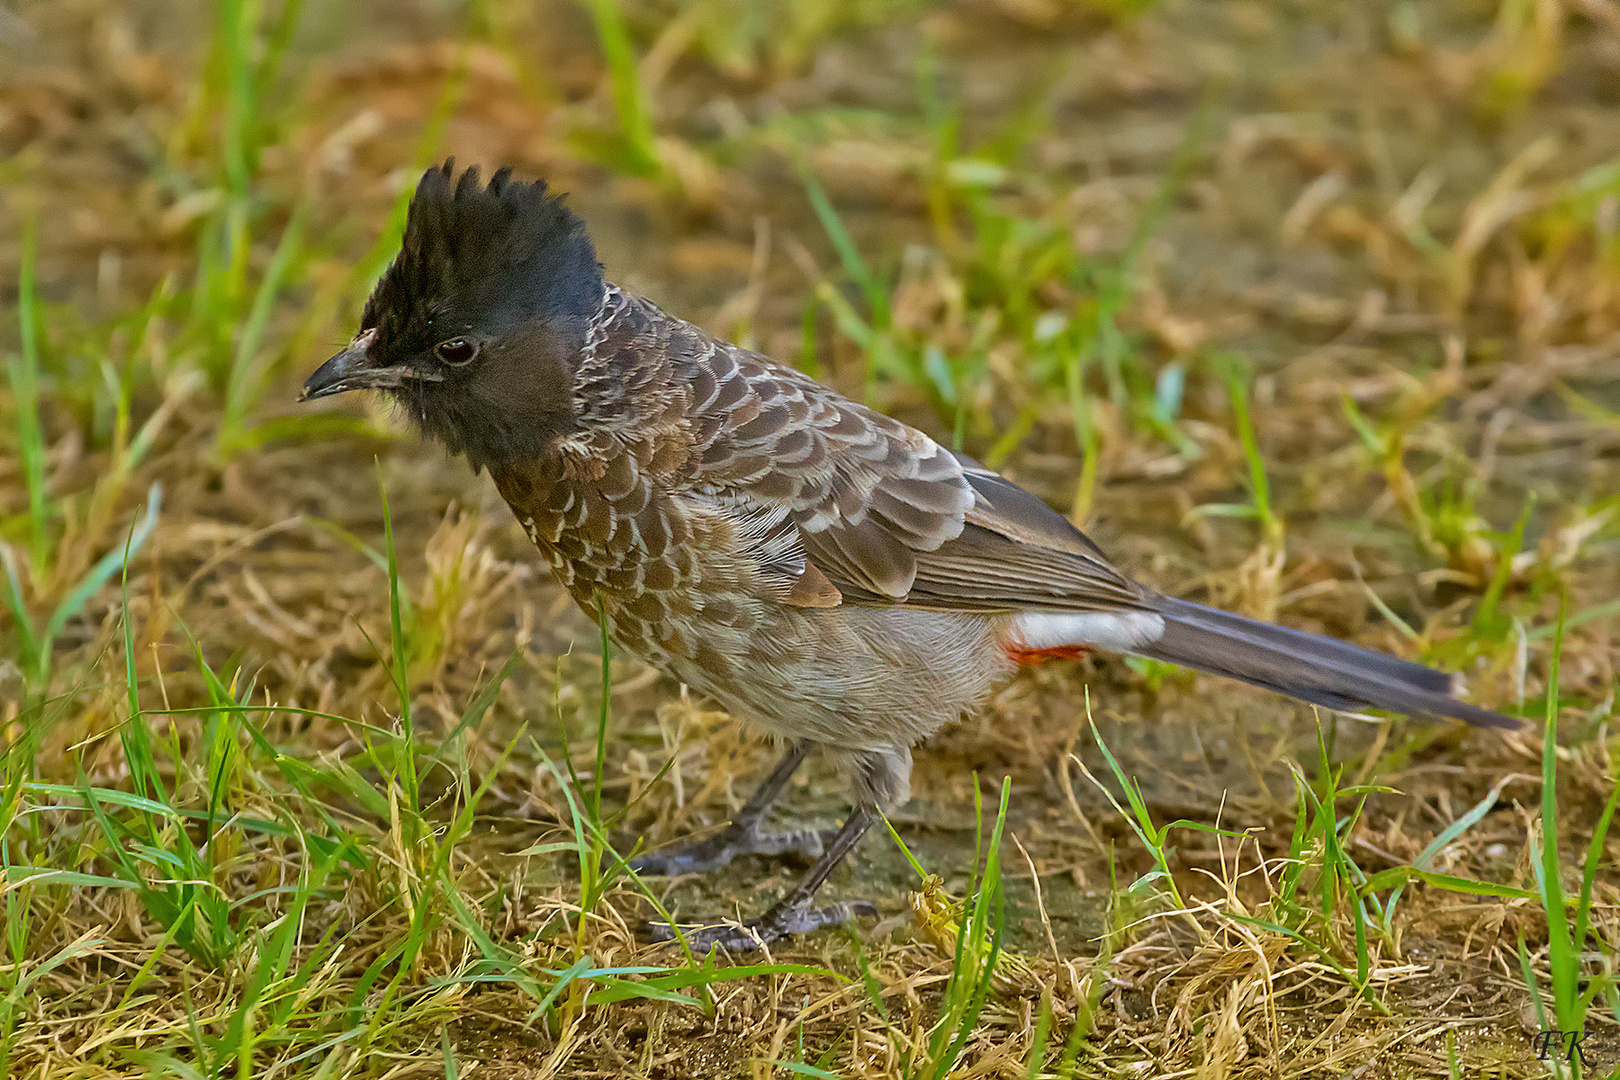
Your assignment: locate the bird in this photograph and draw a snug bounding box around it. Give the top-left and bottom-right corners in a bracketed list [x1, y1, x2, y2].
[302, 162, 1518, 951]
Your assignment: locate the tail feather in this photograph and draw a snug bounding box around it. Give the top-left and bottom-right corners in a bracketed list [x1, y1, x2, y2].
[1133, 597, 1518, 730]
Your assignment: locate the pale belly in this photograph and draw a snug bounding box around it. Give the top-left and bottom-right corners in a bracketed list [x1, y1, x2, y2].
[609, 593, 1012, 752]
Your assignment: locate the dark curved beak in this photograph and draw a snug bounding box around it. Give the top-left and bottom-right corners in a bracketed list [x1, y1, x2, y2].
[301, 328, 444, 401]
[301, 329, 385, 401]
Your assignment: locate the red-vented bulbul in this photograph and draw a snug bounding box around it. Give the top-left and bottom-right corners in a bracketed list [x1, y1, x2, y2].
[303, 164, 1517, 950]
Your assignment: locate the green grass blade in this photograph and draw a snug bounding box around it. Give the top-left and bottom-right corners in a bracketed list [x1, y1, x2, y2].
[374, 462, 418, 809]
[593, 605, 612, 824]
[442, 1024, 459, 1080]
[757, 1062, 841, 1080]
[797, 156, 888, 328]
[0, 549, 41, 688]
[1538, 596, 1577, 1032]
[8, 213, 49, 570]
[220, 196, 309, 449]
[39, 483, 162, 684]
[1572, 771, 1619, 971]
[1360, 866, 1537, 900]
[582, 0, 659, 176]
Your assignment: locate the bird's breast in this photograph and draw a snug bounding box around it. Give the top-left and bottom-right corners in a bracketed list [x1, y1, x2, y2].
[490, 449, 773, 677]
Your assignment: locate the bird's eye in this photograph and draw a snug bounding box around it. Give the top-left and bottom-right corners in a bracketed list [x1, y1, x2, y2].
[434, 338, 478, 366]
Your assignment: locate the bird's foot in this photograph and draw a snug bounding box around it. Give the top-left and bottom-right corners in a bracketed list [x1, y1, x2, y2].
[629, 823, 838, 877]
[643, 898, 878, 951]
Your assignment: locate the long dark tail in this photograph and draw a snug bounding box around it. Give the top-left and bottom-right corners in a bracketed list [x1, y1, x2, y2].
[1135, 596, 1519, 730]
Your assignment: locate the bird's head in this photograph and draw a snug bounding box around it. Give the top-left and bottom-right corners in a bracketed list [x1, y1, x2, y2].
[302, 162, 604, 470]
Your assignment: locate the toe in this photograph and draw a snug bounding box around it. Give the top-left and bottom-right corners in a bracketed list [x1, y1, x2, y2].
[643, 899, 878, 951]
[641, 918, 767, 951]
[627, 852, 676, 876]
[774, 900, 878, 936]
[640, 919, 679, 944]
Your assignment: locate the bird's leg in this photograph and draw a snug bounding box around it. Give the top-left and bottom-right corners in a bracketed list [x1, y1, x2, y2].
[645, 805, 878, 950]
[630, 742, 836, 877]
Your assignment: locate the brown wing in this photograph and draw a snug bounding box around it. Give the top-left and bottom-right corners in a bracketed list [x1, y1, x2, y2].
[675, 329, 1147, 614]
[910, 462, 1147, 612]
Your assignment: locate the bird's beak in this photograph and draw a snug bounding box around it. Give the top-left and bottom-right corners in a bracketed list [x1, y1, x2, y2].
[300, 328, 433, 401]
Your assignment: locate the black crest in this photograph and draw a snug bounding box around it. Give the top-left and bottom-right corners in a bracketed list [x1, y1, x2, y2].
[361, 162, 601, 349]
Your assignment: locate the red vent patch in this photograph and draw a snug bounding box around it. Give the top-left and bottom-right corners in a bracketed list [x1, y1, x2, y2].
[1004, 643, 1092, 666]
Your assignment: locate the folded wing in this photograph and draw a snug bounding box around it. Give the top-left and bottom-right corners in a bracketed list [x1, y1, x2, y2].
[679, 337, 1143, 612]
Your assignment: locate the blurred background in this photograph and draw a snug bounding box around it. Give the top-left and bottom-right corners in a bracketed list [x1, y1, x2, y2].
[1, 1, 1617, 1077]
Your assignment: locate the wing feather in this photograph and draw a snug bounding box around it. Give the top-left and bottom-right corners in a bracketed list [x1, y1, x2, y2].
[670, 328, 1145, 613]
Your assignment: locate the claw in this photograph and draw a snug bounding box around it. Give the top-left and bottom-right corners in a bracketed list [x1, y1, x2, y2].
[641, 803, 881, 952]
[644, 899, 878, 951]
[630, 824, 831, 877]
